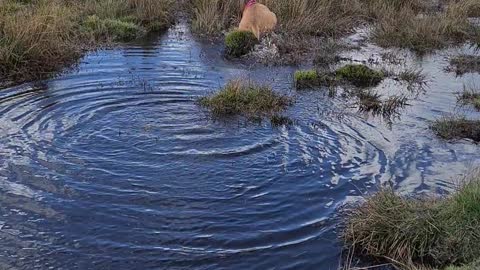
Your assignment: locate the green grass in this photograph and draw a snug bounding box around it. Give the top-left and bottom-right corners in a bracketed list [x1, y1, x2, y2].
[336, 64, 384, 87]
[224, 30, 258, 58]
[457, 86, 480, 111]
[198, 79, 293, 120]
[431, 116, 480, 142]
[83, 15, 143, 41]
[294, 69, 337, 89]
[343, 171, 480, 269]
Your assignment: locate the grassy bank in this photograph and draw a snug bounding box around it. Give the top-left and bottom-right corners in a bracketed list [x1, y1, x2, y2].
[343, 170, 480, 269]
[0, 0, 175, 81]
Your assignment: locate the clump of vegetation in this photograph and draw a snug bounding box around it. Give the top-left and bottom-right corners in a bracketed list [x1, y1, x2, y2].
[294, 69, 336, 89]
[336, 64, 384, 87]
[198, 79, 293, 120]
[0, 0, 175, 81]
[448, 55, 480, 75]
[83, 15, 143, 41]
[457, 86, 480, 110]
[398, 68, 427, 86]
[431, 116, 480, 142]
[356, 90, 408, 121]
[294, 70, 319, 87]
[343, 170, 480, 269]
[224, 30, 258, 57]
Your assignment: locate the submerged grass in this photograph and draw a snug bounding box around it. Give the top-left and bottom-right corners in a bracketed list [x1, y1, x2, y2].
[343, 170, 480, 269]
[198, 79, 293, 121]
[0, 0, 175, 81]
[457, 85, 480, 110]
[431, 116, 480, 142]
[448, 54, 480, 75]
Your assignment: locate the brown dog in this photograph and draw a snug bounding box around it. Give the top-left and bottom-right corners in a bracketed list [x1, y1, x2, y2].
[238, 0, 277, 39]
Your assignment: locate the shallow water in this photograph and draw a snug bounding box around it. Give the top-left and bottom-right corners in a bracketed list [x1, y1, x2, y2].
[0, 24, 479, 269]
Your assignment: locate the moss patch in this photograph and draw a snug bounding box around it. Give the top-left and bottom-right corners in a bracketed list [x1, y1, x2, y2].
[431, 116, 480, 142]
[294, 70, 336, 89]
[343, 172, 480, 269]
[224, 30, 258, 58]
[336, 64, 384, 87]
[198, 79, 293, 121]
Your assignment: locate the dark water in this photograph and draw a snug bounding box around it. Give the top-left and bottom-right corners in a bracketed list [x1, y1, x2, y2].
[0, 24, 479, 270]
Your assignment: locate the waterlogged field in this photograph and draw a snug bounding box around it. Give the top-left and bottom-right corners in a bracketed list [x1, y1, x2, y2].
[0, 0, 480, 270]
[0, 19, 479, 269]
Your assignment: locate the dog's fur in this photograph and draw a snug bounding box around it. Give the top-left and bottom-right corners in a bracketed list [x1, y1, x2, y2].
[238, 0, 277, 39]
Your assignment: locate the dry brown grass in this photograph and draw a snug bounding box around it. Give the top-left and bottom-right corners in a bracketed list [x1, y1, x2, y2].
[188, 0, 362, 37]
[189, 0, 240, 36]
[0, 0, 81, 80]
[371, 0, 479, 53]
[0, 0, 175, 81]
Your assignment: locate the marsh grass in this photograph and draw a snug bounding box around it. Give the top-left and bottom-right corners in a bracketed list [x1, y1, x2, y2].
[371, 0, 479, 53]
[457, 85, 480, 110]
[198, 79, 293, 121]
[447, 54, 480, 75]
[224, 30, 258, 57]
[431, 116, 480, 142]
[0, 0, 175, 81]
[189, 0, 240, 36]
[356, 90, 408, 121]
[343, 170, 480, 269]
[336, 64, 385, 87]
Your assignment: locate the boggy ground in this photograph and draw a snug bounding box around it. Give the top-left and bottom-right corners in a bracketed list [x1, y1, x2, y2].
[2, 0, 480, 269]
[0, 0, 175, 82]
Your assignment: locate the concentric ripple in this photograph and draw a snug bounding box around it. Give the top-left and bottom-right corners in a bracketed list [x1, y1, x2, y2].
[0, 23, 478, 270]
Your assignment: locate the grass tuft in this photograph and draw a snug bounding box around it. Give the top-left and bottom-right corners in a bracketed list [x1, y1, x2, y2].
[448, 55, 480, 75]
[224, 30, 258, 58]
[343, 170, 480, 269]
[294, 70, 337, 89]
[83, 15, 143, 41]
[336, 64, 384, 87]
[198, 79, 293, 120]
[431, 116, 480, 142]
[457, 85, 480, 111]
